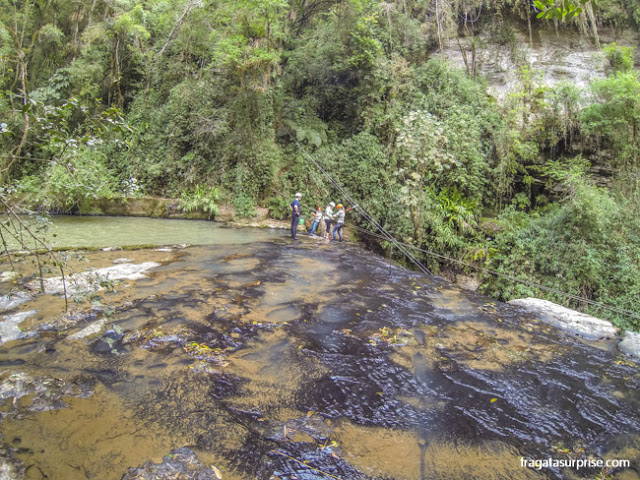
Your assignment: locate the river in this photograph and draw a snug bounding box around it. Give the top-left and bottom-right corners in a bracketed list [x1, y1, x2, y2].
[0, 216, 637, 479]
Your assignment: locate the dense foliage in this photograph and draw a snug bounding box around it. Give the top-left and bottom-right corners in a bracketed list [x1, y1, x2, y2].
[2, 0, 640, 327]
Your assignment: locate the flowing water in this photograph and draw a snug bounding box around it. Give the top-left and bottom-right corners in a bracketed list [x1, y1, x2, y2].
[0, 217, 638, 479]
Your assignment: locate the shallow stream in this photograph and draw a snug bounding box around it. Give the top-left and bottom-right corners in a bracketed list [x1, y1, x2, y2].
[0, 217, 638, 479]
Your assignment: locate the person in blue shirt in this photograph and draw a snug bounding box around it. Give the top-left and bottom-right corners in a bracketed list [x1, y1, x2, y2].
[290, 192, 302, 239]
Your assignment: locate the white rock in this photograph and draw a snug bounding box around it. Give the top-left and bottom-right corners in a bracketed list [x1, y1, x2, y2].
[0, 310, 36, 345]
[29, 262, 160, 295]
[0, 271, 16, 283]
[0, 292, 31, 311]
[618, 331, 640, 360]
[68, 318, 108, 340]
[508, 298, 618, 340]
[113, 258, 133, 264]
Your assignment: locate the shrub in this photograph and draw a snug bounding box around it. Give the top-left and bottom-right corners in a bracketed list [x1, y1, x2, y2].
[180, 185, 220, 220]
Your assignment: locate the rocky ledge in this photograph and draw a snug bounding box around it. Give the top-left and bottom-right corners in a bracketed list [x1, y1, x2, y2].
[509, 297, 640, 361]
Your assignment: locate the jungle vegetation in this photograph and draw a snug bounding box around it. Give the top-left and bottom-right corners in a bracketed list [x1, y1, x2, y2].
[1, 0, 640, 328]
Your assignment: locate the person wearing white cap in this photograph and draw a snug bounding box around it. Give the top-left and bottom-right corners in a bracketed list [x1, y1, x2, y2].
[290, 192, 302, 240]
[323, 202, 335, 240]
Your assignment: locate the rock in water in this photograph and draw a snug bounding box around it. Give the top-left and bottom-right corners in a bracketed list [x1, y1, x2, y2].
[619, 331, 640, 360]
[121, 448, 220, 480]
[508, 297, 618, 340]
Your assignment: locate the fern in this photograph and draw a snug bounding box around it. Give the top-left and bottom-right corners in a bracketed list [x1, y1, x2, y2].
[181, 185, 220, 220]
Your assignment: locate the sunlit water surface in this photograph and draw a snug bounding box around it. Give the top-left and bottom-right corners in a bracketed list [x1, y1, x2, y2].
[42, 215, 284, 248]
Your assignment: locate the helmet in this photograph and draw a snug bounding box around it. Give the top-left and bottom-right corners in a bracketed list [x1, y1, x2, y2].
[329, 202, 335, 207]
[317, 206, 321, 210]
[295, 192, 302, 198]
[337, 204, 343, 209]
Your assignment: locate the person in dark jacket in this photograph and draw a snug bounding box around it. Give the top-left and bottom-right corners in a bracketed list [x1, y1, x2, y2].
[290, 192, 302, 239]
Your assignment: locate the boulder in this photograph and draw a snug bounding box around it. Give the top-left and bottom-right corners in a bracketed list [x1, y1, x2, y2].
[456, 274, 481, 292]
[618, 331, 640, 360]
[508, 298, 618, 340]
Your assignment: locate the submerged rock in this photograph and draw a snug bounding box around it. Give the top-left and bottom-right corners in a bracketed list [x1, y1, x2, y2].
[0, 310, 36, 345]
[0, 445, 25, 480]
[264, 414, 333, 443]
[67, 318, 108, 340]
[0, 292, 31, 312]
[619, 331, 640, 360]
[121, 447, 221, 480]
[0, 372, 93, 411]
[508, 298, 618, 340]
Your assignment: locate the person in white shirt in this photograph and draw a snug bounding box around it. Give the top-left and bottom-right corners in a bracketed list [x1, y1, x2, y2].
[332, 204, 345, 242]
[323, 202, 335, 239]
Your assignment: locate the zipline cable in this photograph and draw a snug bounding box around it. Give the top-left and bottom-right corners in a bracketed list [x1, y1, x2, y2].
[350, 223, 640, 321]
[291, 137, 432, 276]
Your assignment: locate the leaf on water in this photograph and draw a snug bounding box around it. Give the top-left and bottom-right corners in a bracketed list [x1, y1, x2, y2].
[212, 465, 223, 479]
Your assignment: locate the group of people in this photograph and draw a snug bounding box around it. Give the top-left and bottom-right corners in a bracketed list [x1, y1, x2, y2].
[290, 193, 349, 242]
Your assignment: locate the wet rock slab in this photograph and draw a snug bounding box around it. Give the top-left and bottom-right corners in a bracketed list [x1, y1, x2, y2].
[121, 448, 221, 480]
[619, 331, 640, 360]
[508, 297, 619, 340]
[29, 262, 160, 295]
[0, 372, 94, 412]
[0, 293, 31, 312]
[0, 445, 25, 480]
[0, 311, 37, 345]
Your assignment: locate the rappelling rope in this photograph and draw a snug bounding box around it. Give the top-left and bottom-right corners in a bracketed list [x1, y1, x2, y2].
[291, 137, 432, 276]
[292, 136, 640, 322]
[350, 224, 640, 321]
